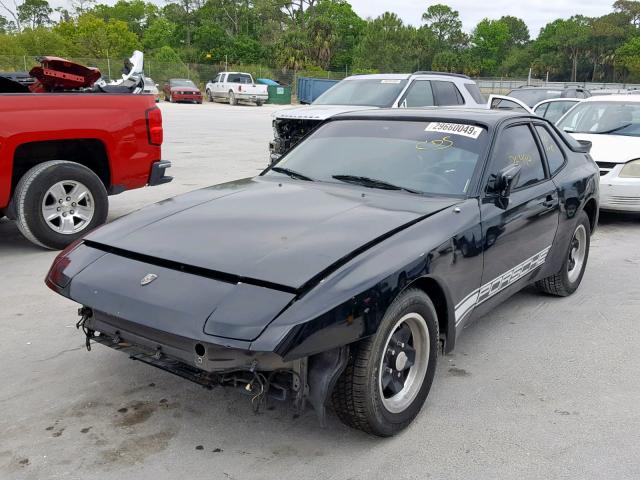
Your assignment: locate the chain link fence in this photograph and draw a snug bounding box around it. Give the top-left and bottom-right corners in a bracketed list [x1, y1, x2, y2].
[0, 55, 350, 97]
[3, 55, 640, 98]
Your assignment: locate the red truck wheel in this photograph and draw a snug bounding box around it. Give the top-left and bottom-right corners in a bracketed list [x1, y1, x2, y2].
[12, 161, 108, 250]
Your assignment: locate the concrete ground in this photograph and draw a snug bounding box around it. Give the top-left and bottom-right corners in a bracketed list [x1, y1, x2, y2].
[1, 102, 639, 480]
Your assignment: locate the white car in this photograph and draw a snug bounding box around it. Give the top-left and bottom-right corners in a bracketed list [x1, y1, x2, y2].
[143, 76, 160, 102]
[488, 95, 582, 123]
[205, 72, 268, 106]
[557, 95, 640, 212]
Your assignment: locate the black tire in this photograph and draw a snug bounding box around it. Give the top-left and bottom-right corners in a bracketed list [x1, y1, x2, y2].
[256, 100, 263, 107]
[169, 94, 174, 103]
[12, 160, 108, 250]
[536, 210, 591, 296]
[332, 288, 439, 436]
[229, 91, 237, 105]
[206, 89, 213, 102]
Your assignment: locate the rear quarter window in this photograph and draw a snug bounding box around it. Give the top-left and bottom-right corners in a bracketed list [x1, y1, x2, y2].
[535, 125, 566, 175]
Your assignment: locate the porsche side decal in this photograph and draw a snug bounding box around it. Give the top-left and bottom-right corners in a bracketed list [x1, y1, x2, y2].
[455, 246, 552, 326]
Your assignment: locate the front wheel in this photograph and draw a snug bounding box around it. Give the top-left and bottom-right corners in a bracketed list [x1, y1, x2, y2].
[256, 100, 263, 107]
[536, 210, 590, 296]
[332, 288, 439, 436]
[206, 89, 213, 102]
[12, 161, 108, 250]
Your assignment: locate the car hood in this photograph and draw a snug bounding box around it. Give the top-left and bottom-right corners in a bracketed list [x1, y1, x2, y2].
[86, 177, 459, 290]
[569, 133, 640, 163]
[274, 105, 377, 121]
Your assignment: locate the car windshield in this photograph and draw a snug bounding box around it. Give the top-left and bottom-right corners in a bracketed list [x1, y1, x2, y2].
[171, 79, 196, 87]
[509, 89, 562, 107]
[266, 119, 488, 196]
[313, 79, 408, 107]
[227, 73, 252, 83]
[557, 101, 640, 136]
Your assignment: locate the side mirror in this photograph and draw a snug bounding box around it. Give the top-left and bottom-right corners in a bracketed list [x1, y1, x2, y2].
[488, 164, 521, 208]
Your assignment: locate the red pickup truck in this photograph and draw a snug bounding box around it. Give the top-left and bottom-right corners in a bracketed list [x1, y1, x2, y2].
[0, 93, 171, 249]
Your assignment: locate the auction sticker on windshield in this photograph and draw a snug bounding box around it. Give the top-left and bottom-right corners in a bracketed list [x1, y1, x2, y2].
[425, 122, 484, 139]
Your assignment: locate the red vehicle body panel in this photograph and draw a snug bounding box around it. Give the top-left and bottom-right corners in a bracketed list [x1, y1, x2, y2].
[0, 93, 162, 209]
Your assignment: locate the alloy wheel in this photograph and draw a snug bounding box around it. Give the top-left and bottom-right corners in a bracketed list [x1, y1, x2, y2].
[378, 312, 430, 414]
[41, 180, 95, 234]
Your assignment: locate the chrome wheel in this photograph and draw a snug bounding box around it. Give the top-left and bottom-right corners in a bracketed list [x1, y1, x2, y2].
[41, 180, 95, 234]
[378, 313, 430, 414]
[567, 224, 587, 283]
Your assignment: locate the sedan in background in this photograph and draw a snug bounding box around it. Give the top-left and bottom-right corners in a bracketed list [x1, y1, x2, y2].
[557, 95, 640, 212]
[163, 78, 203, 104]
[533, 98, 581, 123]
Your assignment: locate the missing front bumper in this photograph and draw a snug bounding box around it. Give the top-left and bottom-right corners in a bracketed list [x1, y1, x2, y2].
[77, 308, 349, 425]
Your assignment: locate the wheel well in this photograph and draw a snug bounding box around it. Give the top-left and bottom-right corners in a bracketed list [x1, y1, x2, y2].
[407, 277, 452, 352]
[12, 139, 110, 196]
[583, 198, 598, 232]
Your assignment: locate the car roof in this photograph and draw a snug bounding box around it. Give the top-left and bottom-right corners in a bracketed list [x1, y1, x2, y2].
[581, 94, 640, 103]
[332, 107, 533, 127]
[344, 73, 411, 80]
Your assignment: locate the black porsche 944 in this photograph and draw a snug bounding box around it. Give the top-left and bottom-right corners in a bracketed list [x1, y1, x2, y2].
[46, 109, 599, 436]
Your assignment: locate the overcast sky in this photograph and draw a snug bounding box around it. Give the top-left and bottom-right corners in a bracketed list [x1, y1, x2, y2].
[347, 0, 613, 38]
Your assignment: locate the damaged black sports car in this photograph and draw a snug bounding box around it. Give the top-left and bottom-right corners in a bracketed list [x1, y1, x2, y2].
[46, 109, 599, 436]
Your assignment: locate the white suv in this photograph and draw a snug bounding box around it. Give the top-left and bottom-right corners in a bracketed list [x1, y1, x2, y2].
[270, 72, 486, 160]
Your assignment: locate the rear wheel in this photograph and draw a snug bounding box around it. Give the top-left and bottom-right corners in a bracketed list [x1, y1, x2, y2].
[169, 94, 174, 103]
[256, 100, 263, 107]
[332, 289, 439, 436]
[229, 91, 237, 105]
[536, 210, 590, 296]
[12, 161, 108, 249]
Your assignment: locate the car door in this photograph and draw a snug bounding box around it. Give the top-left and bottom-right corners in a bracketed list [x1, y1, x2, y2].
[214, 74, 226, 97]
[471, 121, 560, 319]
[488, 95, 534, 113]
[431, 80, 465, 106]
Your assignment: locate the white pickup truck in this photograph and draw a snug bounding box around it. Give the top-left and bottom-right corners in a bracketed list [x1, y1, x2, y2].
[205, 72, 268, 106]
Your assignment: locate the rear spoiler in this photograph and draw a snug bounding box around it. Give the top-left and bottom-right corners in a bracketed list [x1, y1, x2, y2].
[575, 139, 592, 153]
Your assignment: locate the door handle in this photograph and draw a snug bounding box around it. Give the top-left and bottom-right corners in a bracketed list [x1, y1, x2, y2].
[542, 194, 556, 208]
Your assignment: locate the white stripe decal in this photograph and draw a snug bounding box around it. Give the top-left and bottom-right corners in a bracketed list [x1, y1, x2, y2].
[454, 246, 551, 326]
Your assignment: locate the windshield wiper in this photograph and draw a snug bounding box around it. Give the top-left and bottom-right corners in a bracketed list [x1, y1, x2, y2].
[592, 123, 632, 135]
[271, 166, 314, 181]
[332, 175, 421, 194]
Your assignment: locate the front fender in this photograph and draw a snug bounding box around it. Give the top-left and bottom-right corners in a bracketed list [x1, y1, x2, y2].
[251, 201, 483, 360]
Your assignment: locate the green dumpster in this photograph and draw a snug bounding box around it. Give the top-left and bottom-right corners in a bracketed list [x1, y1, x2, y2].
[267, 84, 292, 105]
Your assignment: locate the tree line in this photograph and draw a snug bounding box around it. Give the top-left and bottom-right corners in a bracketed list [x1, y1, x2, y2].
[2, 0, 640, 82]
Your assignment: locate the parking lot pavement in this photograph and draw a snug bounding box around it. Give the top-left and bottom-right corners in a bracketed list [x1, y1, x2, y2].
[1, 101, 640, 480]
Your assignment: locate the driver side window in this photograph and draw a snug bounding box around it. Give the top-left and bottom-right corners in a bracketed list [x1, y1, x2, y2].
[490, 124, 546, 189]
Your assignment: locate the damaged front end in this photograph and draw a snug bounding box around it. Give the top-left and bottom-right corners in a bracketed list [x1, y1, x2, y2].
[269, 118, 321, 162]
[75, 307, 348, 424]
